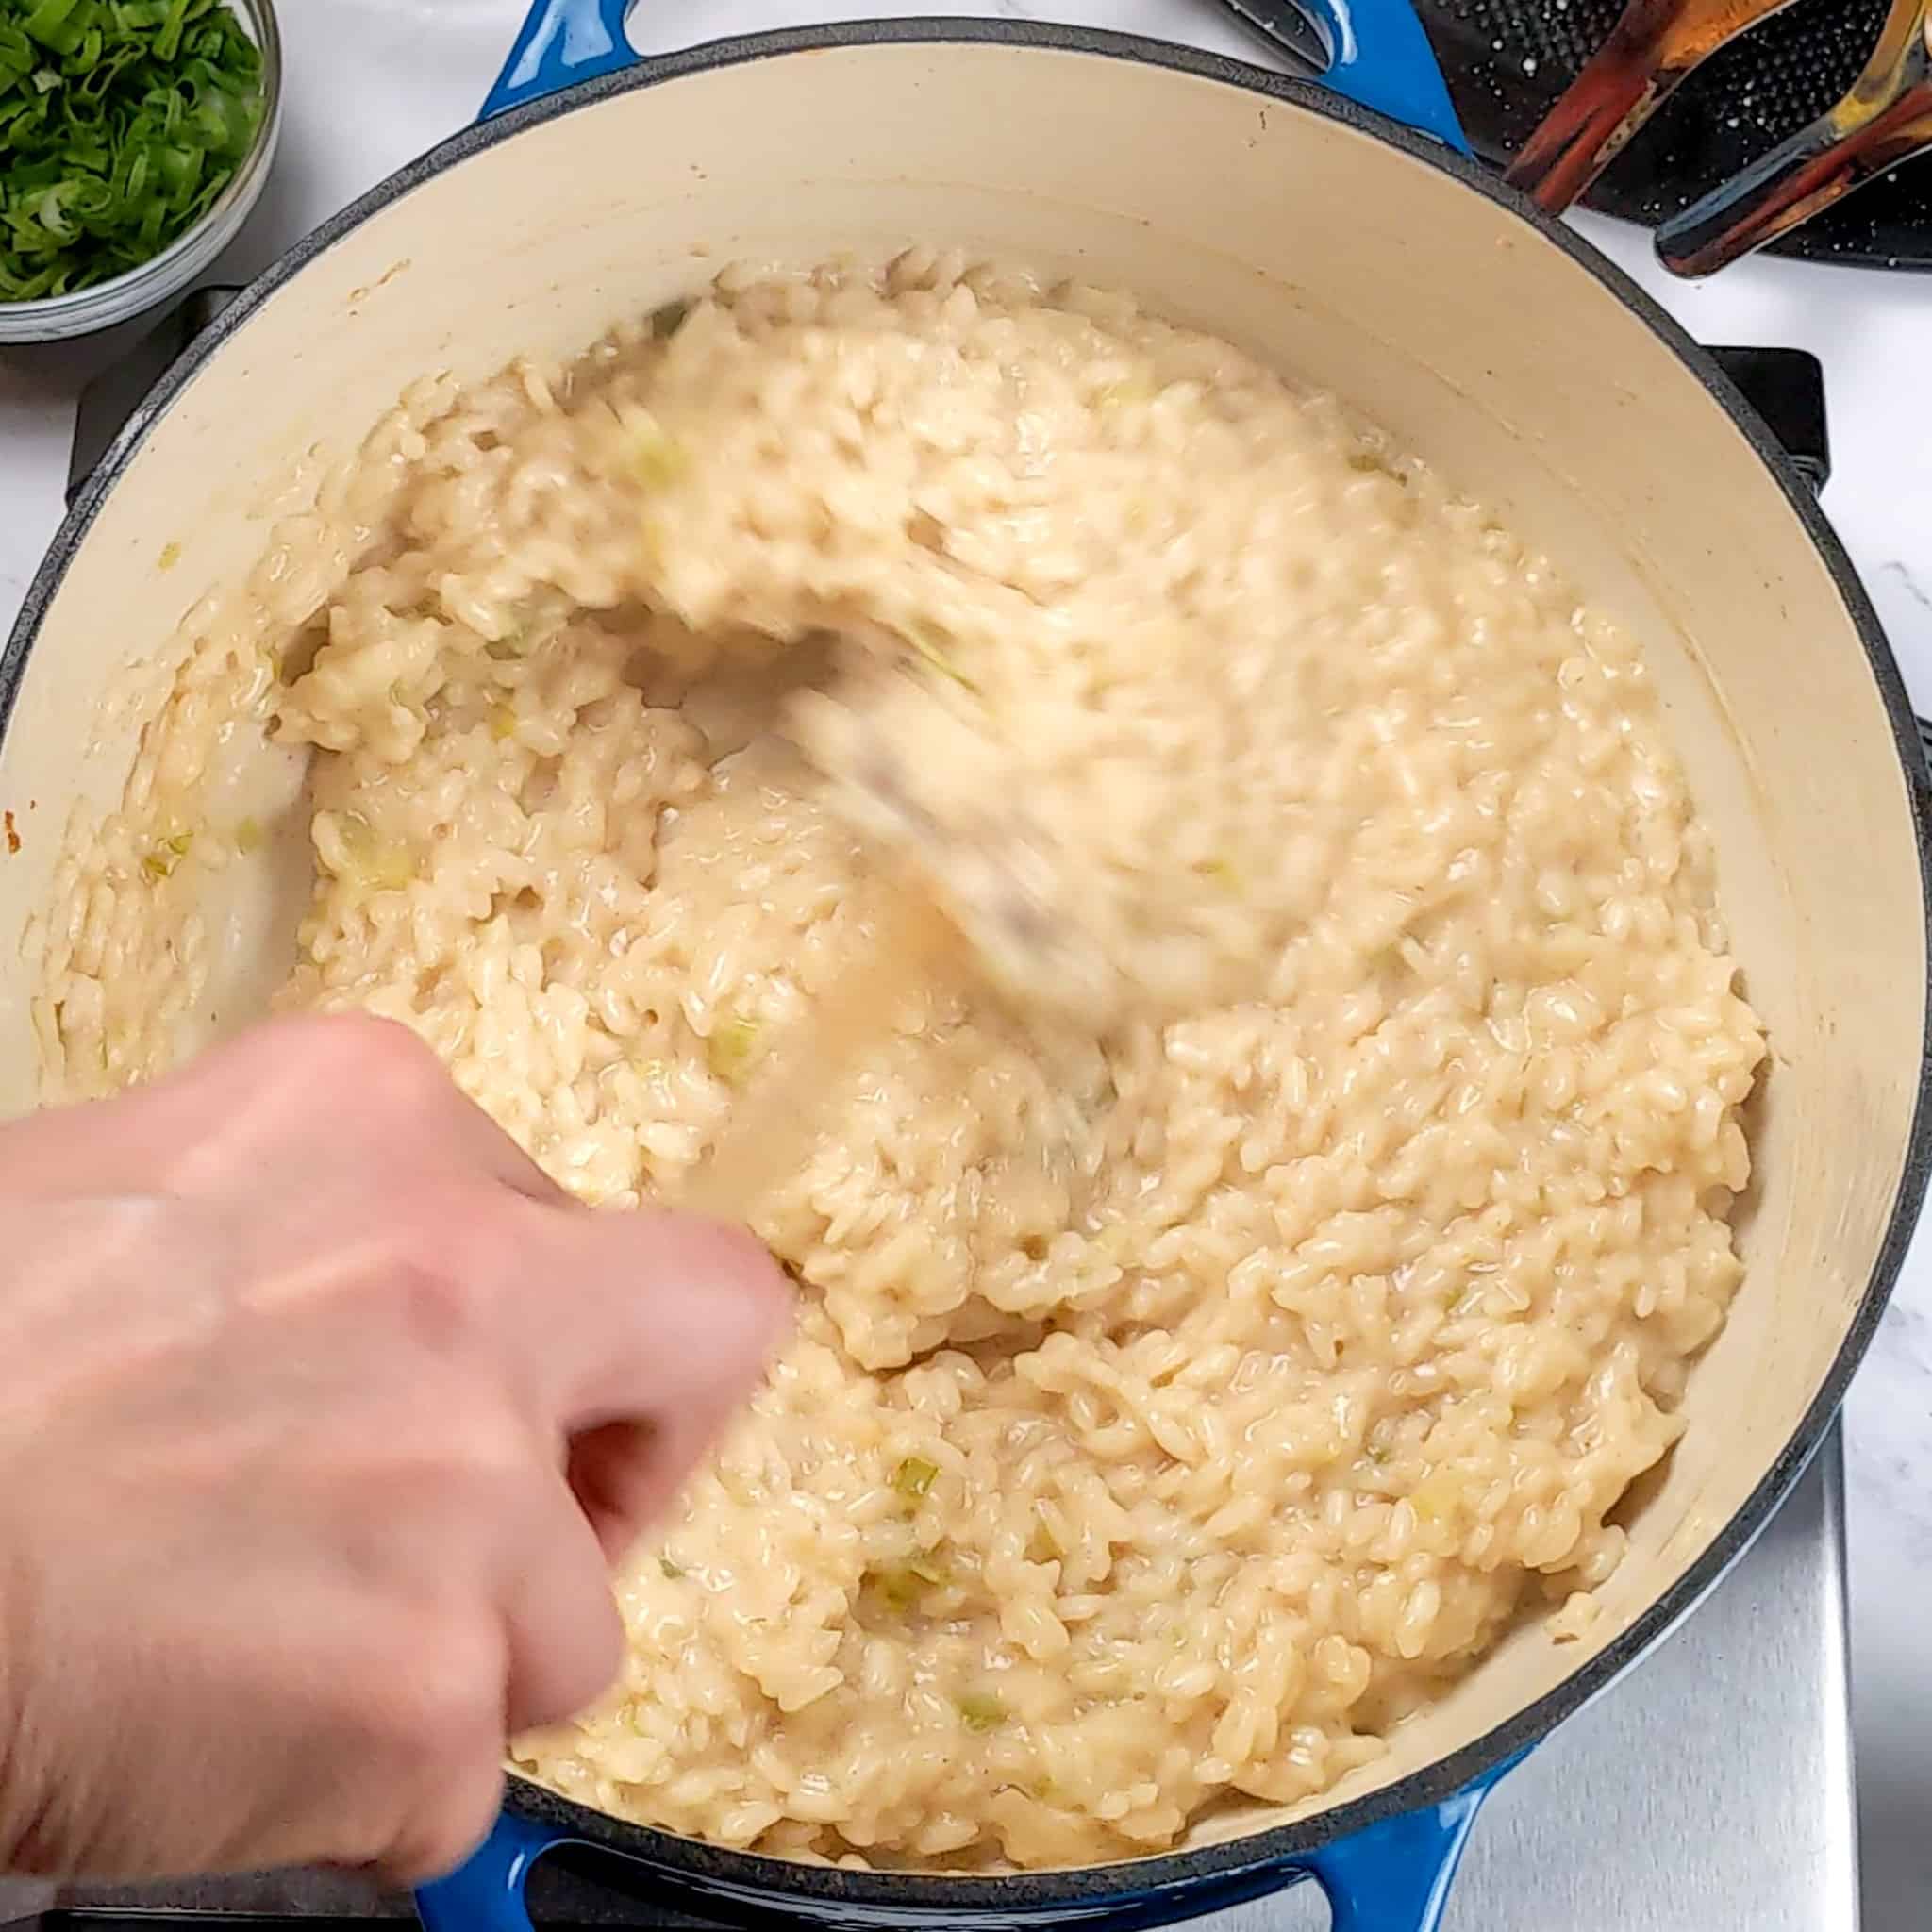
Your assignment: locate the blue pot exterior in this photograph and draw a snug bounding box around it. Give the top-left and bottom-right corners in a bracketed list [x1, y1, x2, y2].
[419, 1757, 1515, 1931]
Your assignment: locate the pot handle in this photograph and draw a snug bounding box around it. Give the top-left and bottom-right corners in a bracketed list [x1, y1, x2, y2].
[1298, 1765, 1507, 1930]
[415, 1810, 574, 1931]
[1704, 344, 1830, 493]
[1222, 0, 1471, 152]
[477, 0, 1470, 154]
[480, 0, 635, 120]
[414, 1759, 1514, 1931]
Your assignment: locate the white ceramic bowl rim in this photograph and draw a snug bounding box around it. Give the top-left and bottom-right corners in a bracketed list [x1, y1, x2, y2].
[5, 19, 1930, 1908]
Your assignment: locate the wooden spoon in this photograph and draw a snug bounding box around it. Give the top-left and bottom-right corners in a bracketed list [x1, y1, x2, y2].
[1504, 0, 1805, 213]
[678, 649, 1120, 1221]
[678, 885, 959, 1221]
[1657, 0, 1932, 276]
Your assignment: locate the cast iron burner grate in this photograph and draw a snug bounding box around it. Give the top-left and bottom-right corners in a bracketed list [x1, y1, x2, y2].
[1241, 0, 1932, 269]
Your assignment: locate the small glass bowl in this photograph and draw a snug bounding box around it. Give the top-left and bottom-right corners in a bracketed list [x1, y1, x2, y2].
[0, 0, 283, 346]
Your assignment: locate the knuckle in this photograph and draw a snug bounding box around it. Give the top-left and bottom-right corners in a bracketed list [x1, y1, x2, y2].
[380, 1757, 508, 1884]
[372, 1191, 516, 1361]
[445, 1402, 543, 1501]
[381, 1246, 485, 1366]
[392, 1190, 510, 1299]
[289, 1011, 446, 1107]
[413, 1610, 507, 1743]
[324, 1606, 506, 1879]
[366, 1605, 507, 1780]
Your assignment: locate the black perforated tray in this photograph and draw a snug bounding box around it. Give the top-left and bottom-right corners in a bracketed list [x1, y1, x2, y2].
[1234, 0, 1932, 269]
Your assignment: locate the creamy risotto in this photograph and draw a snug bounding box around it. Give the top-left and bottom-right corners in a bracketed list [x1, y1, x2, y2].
[38, 252, 1766, 1871]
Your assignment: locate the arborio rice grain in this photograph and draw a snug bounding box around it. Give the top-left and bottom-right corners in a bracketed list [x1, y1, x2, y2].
[38, 253, 1766, 1870]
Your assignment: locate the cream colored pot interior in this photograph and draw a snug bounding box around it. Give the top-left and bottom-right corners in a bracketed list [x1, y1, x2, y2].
[0, 39, 1921, 1854]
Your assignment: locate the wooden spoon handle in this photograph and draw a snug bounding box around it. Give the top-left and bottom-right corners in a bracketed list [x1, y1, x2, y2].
[1504, 0, 1802, 213]
[1657, 0, 1932, 276]
[680, 891, 958, 1223]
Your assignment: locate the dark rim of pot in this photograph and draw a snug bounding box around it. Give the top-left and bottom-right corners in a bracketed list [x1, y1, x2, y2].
[4, 17, 1929, 1915]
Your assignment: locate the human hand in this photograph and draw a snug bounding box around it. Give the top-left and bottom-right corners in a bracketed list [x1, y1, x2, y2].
[0, 1014, 789, 1883]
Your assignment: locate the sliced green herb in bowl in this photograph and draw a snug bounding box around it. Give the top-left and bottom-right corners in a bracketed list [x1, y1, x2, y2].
[0, 0, 267, 304]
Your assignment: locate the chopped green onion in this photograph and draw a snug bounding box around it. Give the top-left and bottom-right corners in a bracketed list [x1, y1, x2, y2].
[658, 1555, 685, 1580]
[706, 1011, 762, 1085]
[0, 0, 266, 304]
[233, 815, 262, 855]
[1410, 1473, 1461, 1524]
[624, 410, 688, 490]
[957, 1691, 1007, 1733]
[892, 1456, 939, 1500]
[333, 813, 413, 894]
[141, 826, 192, 880]
[868, 1557, 947, 1610]
[158, 541, 180, 571]
[906, 622, 977, 692]
[1095, 376, 1158, 410]
[1026, 1507, 1062, 1562]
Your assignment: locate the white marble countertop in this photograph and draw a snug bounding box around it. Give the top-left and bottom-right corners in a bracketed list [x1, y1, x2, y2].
[1, 1, 1928, 1924]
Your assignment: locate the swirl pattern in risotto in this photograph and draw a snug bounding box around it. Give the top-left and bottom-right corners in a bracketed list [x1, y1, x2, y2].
[40, 254, 1765, 1869]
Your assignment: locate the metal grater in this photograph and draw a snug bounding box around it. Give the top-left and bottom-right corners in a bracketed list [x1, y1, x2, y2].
[1330, 0, 1929, 267]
